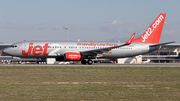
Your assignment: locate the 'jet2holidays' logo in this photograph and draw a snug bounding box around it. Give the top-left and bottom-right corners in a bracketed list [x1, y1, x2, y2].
[142, 15, 164, 42]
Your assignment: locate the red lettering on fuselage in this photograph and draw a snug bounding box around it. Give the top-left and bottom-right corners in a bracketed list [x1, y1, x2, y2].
[43, 43, 48, 56]
[32, 45, 42, 55]
[22, 43, 33, 55]
[22, 43, 48, 56]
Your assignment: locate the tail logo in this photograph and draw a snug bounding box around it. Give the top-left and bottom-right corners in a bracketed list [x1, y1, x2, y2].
[142, 15, 164, 42]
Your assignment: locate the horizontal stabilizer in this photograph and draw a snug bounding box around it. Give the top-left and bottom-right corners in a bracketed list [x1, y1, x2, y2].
[150, 41, 175, 47]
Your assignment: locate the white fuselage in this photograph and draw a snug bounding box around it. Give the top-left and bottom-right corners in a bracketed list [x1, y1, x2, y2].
[3, 41, 159, 60]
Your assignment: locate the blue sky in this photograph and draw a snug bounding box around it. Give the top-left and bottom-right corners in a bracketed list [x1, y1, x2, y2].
[0, 0, 180, 43]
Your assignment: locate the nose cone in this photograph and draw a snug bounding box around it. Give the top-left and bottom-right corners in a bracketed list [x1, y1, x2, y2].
[3, 48, 11, 55]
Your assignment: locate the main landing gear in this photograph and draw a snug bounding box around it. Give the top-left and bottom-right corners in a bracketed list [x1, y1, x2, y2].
[81, 60, 87, 64]
[81, 59, 93, 65]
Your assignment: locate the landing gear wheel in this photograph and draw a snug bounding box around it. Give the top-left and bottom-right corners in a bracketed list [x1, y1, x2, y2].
[88, 59, 93, 65]
[81, 60, 87, 65]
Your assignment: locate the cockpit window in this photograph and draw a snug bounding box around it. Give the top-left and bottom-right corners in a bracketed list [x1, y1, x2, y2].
[10, 45, 17, 48]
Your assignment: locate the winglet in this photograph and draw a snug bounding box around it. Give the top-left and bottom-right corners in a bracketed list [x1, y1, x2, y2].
[125, 33, 135, 45]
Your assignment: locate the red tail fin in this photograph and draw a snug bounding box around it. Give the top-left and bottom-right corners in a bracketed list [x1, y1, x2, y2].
[132, 13, 166, 44]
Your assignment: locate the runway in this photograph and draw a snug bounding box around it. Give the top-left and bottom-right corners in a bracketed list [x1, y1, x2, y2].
[1, 63, 180, 67]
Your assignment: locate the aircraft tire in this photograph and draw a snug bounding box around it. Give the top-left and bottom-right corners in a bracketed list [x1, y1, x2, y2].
[88, 59, 93, 65]
[81, 60, 87, 64]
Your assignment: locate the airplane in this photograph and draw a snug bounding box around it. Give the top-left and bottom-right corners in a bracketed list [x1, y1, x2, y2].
[3, 13, 175, 65]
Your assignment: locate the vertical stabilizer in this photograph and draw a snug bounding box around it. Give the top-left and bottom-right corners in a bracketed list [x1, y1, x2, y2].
[132, 13, 166, 44]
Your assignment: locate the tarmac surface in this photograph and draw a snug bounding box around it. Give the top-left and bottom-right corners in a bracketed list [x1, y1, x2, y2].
[1, 63, 180, 67]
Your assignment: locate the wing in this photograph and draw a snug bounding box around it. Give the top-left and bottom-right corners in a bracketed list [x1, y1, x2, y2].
[0, 44, 12, 48]
[81, 33, 135, 56]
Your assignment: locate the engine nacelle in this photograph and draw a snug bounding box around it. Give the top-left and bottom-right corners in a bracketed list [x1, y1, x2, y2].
[64, 52, 82, 61]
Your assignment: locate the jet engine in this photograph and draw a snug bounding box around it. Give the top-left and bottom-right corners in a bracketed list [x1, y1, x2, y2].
[64, 52, 82, 61]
